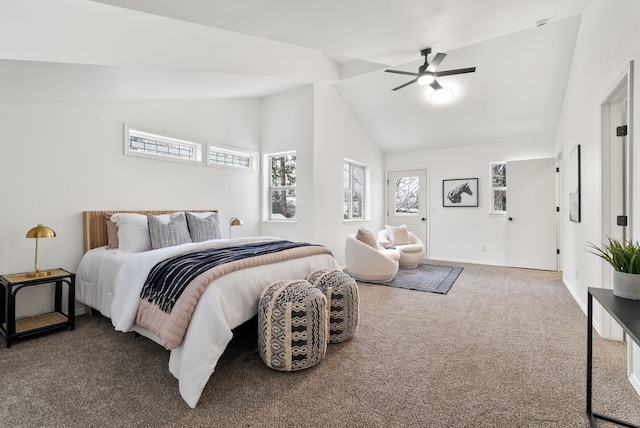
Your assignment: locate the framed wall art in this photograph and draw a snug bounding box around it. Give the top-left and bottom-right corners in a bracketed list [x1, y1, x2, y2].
[443, 178, 478, 207]
[569, 144, 581, 222]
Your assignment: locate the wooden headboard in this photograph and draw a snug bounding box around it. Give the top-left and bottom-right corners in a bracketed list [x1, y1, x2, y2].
[82, 210, 218, 253]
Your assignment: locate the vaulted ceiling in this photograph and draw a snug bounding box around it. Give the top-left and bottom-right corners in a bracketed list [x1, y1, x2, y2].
[0, 0, 594, 153]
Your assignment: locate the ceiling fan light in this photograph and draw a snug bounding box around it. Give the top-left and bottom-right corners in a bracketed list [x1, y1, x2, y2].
[430, 87, 454, 103]
[417, 74, 435, 85]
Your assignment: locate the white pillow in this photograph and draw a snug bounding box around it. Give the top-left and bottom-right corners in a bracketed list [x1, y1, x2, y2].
[385, 224, 411, 246]
[110, 213, 169, 252]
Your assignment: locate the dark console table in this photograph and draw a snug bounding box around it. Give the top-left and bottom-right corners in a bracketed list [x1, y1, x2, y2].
[587, 287, 640, 427]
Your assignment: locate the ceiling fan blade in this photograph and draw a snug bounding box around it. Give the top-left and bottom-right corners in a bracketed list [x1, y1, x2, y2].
[385, 69, 419, 76]
[429, 80, 443, 91]
[434, 67, 476, 77]
[426, 53, 447, 72]
[392, 78, 418, 91]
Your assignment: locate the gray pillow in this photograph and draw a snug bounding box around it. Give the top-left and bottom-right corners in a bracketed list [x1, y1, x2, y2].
[186, 212, 222, 242]
[148, 212, 192, 250]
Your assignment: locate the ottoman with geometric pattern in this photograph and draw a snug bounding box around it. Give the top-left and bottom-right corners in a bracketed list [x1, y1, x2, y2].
[258, 279, 327, 371]
[306, 269, 359, 343]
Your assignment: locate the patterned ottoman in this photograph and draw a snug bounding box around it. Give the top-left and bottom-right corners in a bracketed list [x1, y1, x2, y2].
[258, 280, 327, 371]
[306, 269, 359, 343]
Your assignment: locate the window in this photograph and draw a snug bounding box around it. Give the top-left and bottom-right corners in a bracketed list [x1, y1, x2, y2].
[207, 144, 258, 172]
[267, 152, 296, 220]
[490, 161, 507, 214]
[344, 160, 366, 220]
[394, 175, 419, 214]
[124, 126, 203, 165]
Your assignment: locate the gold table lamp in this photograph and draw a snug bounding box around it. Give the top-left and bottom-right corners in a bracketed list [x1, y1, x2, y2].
[229, 217, 243, 238]
[25, 224, 56, 278]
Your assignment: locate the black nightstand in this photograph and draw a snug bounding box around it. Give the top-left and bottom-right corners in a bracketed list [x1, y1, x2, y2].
[0, 268, 75, 348]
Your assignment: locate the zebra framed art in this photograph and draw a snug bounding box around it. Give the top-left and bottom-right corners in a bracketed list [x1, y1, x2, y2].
[443, 178, 478, 207]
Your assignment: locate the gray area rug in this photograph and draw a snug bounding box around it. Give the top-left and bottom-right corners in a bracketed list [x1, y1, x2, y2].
[367, 263, 463, 294]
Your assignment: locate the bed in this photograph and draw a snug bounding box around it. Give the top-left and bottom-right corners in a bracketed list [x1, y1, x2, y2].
[76, 210, 341, 408]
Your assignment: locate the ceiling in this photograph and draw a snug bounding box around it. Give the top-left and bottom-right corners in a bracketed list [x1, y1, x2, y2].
[0, 0, 594, 153]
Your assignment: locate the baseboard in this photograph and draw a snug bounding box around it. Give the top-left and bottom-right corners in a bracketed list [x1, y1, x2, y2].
[563, 278, 588, 315]
[628, 342, 640, 396]
[75, 303, 89, 317]
[427, 256, 508, 267]
[629, 365, 640, 396]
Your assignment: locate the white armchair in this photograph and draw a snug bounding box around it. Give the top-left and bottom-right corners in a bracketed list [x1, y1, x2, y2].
[345, 234, 401, 282]
[377, 228, 425, 268]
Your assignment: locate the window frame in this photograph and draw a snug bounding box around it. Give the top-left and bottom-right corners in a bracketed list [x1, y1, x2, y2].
[206, 143, 259, 173]
[124, 125, 203, 166]
[343, 158, 368, 222]
[489, 161, 507, 215]
[264, 151, 297, 222]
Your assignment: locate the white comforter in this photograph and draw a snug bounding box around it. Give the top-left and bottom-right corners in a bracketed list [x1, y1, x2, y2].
[76, 237, 340, 408]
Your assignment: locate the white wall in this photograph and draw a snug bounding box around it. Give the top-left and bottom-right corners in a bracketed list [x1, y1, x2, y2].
[385, 136, 555, 265]
[0, 98, 261, 316]
[557, 0, 640, 310]
[312, 83, 386, 264]
[260, 85, 315, 243]
[259, 83, 386, 265]
[556, 0, 640, 395]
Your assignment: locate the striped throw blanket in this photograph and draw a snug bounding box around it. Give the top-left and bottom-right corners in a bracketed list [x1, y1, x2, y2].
[135, 240, 333, 349]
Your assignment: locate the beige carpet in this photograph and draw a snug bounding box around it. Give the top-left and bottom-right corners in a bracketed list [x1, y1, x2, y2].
[1, 262, 639, 427]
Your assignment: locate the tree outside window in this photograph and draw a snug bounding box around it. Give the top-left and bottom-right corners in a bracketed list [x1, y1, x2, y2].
[490, 161, 507, 214]
[394, 176, 419, 214]
[269, 153, 296, 219]
[344, 161, 365, 220]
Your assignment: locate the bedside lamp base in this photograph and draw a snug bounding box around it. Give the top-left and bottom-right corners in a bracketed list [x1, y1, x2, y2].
[26, 270, 52, 278]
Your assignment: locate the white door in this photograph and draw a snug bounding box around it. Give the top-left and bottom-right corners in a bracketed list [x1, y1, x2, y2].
[598, 73, 630, 343]
[608, 99, 629, 243]
[505, 158, 557, 271]
[387, 170, 428, 248]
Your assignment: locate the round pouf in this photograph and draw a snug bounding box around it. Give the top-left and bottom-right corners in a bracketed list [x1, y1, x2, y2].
[258, 280, 327, 371]
[306, 269, 359, 343]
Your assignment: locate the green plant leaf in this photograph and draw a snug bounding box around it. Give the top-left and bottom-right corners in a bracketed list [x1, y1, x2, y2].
[586, 237, 640, 274]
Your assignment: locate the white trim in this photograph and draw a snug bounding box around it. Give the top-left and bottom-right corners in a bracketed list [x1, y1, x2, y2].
[344, 158, 368, 221]
[629, 342, 640, 395]
[598, 61, 633, 341]
[489, 161, 507, 215]
[263, 151, 297, 222]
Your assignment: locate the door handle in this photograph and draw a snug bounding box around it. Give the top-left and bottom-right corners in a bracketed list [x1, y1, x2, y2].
[508, 217, 513, 221]
[421, 218, 426, 221]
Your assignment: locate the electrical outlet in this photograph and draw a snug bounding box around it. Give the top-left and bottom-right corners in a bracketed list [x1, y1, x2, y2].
[480, 245, 486, 252]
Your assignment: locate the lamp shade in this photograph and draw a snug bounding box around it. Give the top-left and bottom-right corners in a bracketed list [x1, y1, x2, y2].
[25, 224, 56, 277]
[26, 224, 56, 239]
[229, 218, 244, 227]
[229, 217, 244, 238]
[417, 74, 435, 85]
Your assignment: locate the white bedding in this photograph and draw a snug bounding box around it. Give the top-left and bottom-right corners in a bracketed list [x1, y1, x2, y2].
[76, 237, 341, 408]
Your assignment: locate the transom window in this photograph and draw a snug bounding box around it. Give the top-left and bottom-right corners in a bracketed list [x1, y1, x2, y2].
[267, 152, 296, 220]
[207, 144, 257, 171]
[210, 150, 250, 167]
[125, 126, 202, 165]
[344, 160, 366, 220]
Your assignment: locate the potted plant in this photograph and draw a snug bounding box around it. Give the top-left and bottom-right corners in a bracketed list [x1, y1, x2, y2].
[587, 237, 640, 300]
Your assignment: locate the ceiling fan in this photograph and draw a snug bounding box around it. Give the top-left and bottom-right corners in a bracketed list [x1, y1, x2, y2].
[385, 48, 476, 92]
